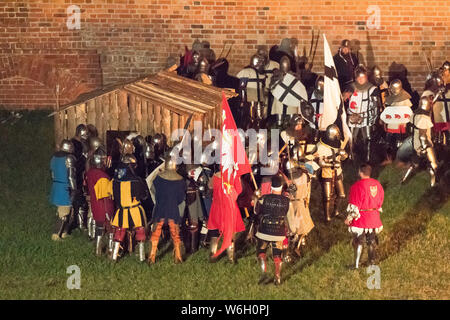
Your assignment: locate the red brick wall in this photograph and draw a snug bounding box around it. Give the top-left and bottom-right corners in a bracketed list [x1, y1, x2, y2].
[1, 0, 449, 110]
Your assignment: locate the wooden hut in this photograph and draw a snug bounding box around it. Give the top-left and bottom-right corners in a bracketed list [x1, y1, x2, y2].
[50, 70, 237, 148]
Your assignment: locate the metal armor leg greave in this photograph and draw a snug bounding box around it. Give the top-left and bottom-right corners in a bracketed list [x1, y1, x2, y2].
[226, 241, 235, 264]
[209, 237, 219, 263]
[138, 242, 145, 262]
[53, 215, 68, 240]
[199, 221, 209, 248]
[77, 206, 87, 231]
[88, 216, 96, 240]
[95, 226, 104, 256]
[107, 232, 114, 254]
[111, 241, 121, 262]
[352, 234, 365, 269]
[426, 147, 438, 187]
[355, 244, 363, 269]
[323, 180, 334, 222]
[335, 177, 346, 217]
[257, 253, 268, 284]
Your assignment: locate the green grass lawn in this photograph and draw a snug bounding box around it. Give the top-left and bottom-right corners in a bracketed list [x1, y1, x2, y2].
[0, 110, 449, 300]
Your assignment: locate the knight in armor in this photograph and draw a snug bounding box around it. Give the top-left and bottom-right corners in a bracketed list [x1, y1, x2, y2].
[269, 38, 298, 74]
[312, 124, 348, 222]
[254, 175, 292, 285]
[425, 70, 449, 146]
[194, 58, 213, 85]
[369, 66, 389, 105]
[400, 96, 439, 187]
[178, 39, 202, 79]
[131, 135, 147, 178]
[148, 153, 186, 264]
[380, 79, 413, 163]
[256, 45, 279, 115]
[345, 164, 384, 268]
[110, 155, 150, 262]
[283, 157, 316, 261]
[269, 56, 302, 129]
[237, 54, 267, 129]
[344, 65, 381, 162]
[50, 140, 77, 241]
[333, 39, 359, 91]
[85, 135, 105, 240]
[309, 75, 325, 138]
[70, 124, 90, 231]
[85, 148, 115, 256]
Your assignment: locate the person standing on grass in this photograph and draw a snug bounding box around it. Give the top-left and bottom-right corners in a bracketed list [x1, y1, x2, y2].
[50, 139, 77, 241]
[85, 148, 115, 257]
[345, 163, 384, 269]
[254, 175, 292, 285]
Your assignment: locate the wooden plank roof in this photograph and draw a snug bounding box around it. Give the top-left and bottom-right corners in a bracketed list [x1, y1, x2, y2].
[50, 70, 237, 117]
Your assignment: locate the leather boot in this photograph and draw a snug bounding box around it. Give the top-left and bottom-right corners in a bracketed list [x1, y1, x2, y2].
[169, 220, 183, 264]
[148, 241, 158, 264]
[190, 229, 199, 253]
[148, 221, 164, 264]
[274, 257, 283, 285]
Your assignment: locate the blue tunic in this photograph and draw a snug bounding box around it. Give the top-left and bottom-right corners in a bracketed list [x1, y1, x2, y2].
[152, 175, 186, 224]
[50, 154, 71, 206]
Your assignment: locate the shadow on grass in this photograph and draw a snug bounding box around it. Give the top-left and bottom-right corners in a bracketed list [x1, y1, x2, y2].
[379, 148, 450, 262]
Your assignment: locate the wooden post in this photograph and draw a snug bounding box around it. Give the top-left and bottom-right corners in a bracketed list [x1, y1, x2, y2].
[102, 94, 110, 139]
[129, 94, 136, 132]
[118, 90, 129, 131]
[110, 91, 119, 131]
[141, 99, 148, 137]
[95, 97, 104, 142]
[147, 100, 155, 135]
[162, 108, 171, 139]
[87, 99, 96, 126]
[67, 106, 76, 139]
[154, 103, 161, 134]
[54, 84, 61, 148]
[135, 96, 142, 135]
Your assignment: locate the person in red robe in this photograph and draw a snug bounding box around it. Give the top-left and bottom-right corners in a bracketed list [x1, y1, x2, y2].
[207, 171, 245, 263]
[85, 148, 115, 257]
[345, 163, 384, 269]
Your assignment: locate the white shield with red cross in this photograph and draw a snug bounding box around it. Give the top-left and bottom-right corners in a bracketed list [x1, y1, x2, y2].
[380, 106, 412, 125]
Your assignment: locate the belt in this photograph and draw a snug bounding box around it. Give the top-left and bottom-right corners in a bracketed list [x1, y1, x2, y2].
[122, 203, 141, 210]
[360, 208, 378, 212]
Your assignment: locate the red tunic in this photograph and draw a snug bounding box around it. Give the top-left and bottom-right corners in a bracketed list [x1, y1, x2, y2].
[86, 168, 115, 224]
[348, 178, 384, 229]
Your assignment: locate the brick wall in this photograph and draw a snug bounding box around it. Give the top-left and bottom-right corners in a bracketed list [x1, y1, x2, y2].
[1, 0, 449, 110]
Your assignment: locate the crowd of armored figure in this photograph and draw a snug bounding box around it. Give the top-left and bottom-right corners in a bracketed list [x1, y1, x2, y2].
[49, 37, 450, 285]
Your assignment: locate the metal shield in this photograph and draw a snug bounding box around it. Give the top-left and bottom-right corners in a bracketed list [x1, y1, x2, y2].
[396, 135, 415, 162]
